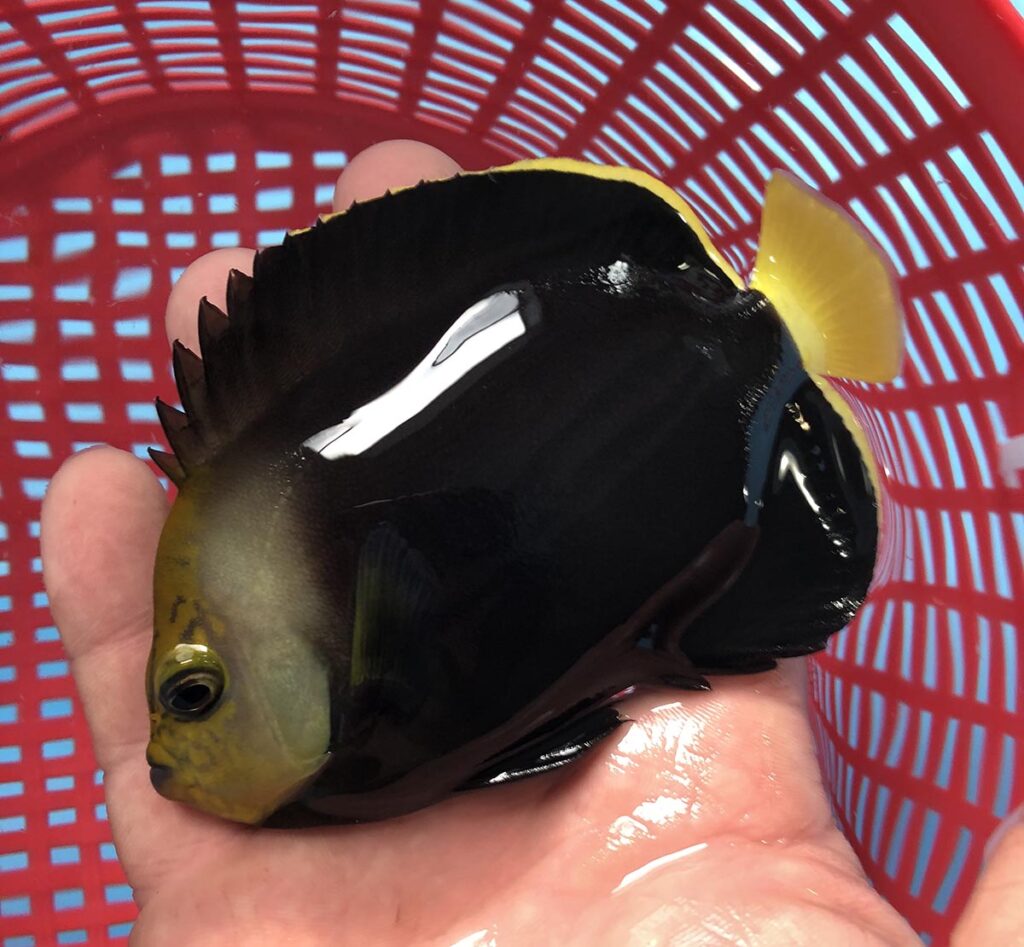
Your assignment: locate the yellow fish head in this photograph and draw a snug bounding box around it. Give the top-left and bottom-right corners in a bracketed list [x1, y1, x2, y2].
[146, 476, 332, 825]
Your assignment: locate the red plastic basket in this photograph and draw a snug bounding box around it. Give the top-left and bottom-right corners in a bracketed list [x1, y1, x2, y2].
[1, 1, 1021, 944]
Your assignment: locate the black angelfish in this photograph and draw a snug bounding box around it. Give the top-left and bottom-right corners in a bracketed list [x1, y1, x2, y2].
[145, 160, 903, 824]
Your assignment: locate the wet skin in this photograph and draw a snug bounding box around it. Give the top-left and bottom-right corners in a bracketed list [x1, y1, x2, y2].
[41, 139, 1020, 946]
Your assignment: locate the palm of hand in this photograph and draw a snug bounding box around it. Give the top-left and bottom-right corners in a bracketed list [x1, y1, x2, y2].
[41, 140, 1009, 947]
[40, 472, 916, 947]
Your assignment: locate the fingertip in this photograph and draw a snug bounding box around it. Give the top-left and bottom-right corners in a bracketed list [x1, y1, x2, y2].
[44, 441, 165, 501]
[43, 445, 164, 535]
[333, 139, 462, 211]
[42, 446, 169, 656]
[165, 247, 255, 351]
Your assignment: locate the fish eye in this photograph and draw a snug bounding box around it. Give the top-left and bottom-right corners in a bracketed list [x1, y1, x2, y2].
[159, 668, 224, 719]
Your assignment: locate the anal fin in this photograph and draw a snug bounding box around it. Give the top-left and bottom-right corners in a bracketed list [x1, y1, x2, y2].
[458, 705, 624, 790]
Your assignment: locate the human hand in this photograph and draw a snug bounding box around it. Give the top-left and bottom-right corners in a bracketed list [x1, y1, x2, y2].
[40, 139, 1019, 946]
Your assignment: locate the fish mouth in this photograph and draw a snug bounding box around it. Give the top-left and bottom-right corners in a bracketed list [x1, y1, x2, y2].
[146, 742, 179, 798]
[149, 763, 173, 792]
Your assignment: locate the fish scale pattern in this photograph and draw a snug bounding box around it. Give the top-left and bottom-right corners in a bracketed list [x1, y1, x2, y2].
[1, 0, 1021, 944]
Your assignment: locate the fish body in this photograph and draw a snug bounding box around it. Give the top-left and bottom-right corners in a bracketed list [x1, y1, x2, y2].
[146, 161, 903, 824]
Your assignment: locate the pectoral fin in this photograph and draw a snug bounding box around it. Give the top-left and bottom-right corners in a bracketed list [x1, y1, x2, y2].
[351, 523, 441, 689]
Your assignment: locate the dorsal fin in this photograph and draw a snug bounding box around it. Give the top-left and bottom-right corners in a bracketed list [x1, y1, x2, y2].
[196, 299, 230, 430]
[155, 397, 207, 470]
[159, 164, 723, 478]
[155, 397, 187, 435]
[198, 297, 230, 352]
[225, 269, 254, 323]
[148, 448, 185, 486]
[171, 341, 207, 420]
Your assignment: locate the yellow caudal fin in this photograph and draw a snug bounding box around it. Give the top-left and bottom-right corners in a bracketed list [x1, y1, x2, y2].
[750, 171, 904, 383]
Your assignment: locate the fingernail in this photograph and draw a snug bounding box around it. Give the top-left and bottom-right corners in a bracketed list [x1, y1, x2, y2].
[983, 805, 1024, 865]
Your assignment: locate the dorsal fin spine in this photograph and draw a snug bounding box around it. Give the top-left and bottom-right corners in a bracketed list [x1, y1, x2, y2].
[149, 448, 186, 486]
[198, 297, 230, 355]
[226, 269, 254, 324]
[172, 341, 208, 420]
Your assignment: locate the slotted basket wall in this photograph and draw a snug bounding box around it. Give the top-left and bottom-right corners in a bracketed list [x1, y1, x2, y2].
[1, 1, 1022, 944]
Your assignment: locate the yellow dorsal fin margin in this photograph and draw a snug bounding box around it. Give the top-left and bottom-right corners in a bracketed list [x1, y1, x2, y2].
[308, 157, 745, 290]
[750, 171, 905, 383]
[486, 158, 744, 289]
[812, 374, 884, 517]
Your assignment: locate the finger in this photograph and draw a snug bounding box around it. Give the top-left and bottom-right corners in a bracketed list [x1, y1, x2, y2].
[952, 812, 1024, 945]
[41, 447, 168, 770]
[164, 142, 460, 350]
[165, 246, 255, 350]
[332, 139, 461, 211]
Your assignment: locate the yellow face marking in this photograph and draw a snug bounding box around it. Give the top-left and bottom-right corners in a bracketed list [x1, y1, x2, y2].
[148, 473, 330, 824]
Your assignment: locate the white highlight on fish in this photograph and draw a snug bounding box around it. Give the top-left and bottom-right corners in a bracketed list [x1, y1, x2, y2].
[305, 291, 526, 459]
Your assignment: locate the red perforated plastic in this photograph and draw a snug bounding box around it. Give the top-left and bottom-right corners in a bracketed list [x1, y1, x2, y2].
[1, 1, 1022, 944]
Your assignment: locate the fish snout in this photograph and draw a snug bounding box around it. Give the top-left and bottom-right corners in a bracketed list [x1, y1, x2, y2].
[146, 741, 178, 796]
[149, 763, 173, 792]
